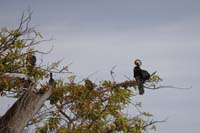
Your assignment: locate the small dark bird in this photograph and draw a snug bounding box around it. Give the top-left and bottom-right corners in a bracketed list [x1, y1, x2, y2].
[84, 79, 95, 91]
[133, 59, 150, 95]
[49, 72, 56, 87]
[0, 88, 4, 96]
[27, 55, 36, 66]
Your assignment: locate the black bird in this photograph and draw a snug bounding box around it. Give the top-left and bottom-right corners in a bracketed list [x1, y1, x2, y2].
[0, 88, 4, 96]
[49, 72, 56, 87]
[26, 54, 37, 77]
[133, 59, 150, 95]
[27, 55, 36, 66]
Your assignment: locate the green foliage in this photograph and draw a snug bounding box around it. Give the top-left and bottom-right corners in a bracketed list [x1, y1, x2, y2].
[0, 21, 47, 96]
[33, 79, 159, 132]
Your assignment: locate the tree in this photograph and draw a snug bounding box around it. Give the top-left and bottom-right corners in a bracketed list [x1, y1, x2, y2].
[0, 13, 163, 133]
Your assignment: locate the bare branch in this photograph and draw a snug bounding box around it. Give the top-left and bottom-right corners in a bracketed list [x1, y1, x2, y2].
[142, 119, 166, 129]
[110, 65, 117, 82]
[145, 85, 192, 90]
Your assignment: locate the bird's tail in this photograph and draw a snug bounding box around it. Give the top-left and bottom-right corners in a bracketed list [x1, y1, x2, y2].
[138, 84, 144, 95]
[135, 77, 145, 95]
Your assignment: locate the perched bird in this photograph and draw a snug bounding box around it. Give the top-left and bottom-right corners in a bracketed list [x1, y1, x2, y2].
[84, 79, 95, 91]
[0, 88, 4, 96]
[29, 55, 37, 66]
[133, 59, 150, 95]
[49, 72, 56, 87]
[26, 54, 37, 77]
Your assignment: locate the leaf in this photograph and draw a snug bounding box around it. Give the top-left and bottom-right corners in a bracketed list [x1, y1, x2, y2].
[142, 112, 153, 117]
[151, 125, 157, 131]
[68, 75, 76, 83]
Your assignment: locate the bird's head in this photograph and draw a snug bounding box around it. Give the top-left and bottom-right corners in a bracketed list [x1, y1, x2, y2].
[134, 59, 142, 66]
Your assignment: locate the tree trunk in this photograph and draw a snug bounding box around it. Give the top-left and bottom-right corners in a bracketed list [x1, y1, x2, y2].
[0, 88, 52, 133]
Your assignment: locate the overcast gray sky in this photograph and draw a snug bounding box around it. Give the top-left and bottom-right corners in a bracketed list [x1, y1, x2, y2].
[0, 0, 200, 132]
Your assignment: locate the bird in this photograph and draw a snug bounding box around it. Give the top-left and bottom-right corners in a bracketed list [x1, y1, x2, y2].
[0, 88, 4, 96]
[26, 54, 37, 77]
[84, 79, 95, 91]
[133, 59, 150, 95]
[30, 55, 36, 66]
[49, 72, 56, 87]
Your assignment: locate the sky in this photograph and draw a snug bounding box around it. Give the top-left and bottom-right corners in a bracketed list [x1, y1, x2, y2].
[0, 0, 200, 132]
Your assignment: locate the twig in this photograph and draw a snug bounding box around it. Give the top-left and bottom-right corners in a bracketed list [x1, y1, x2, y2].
[110, 65, 117, 82]
[78, 71, 99, 84]
[142, 119, 166, 129]
[144, 85, 192, 90]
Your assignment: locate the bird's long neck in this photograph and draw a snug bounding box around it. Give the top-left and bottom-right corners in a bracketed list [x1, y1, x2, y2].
[50, 73, 53, 80]
[135, 64, 141, 70]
